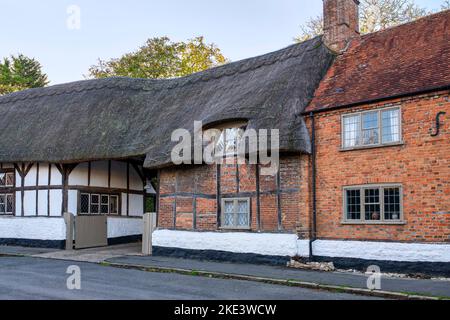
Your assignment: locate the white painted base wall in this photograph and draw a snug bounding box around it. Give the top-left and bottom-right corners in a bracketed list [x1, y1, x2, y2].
[312, 240, 450, 263]
[107, 217, 143, 238]
[0, 217, 66, 240]
[153, 230, 299, 257]
[152, 230, 450, 262]
[0, 217, 143, 241]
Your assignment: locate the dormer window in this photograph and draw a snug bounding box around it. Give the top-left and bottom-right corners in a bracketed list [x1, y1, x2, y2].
[207, 121, 247, 157]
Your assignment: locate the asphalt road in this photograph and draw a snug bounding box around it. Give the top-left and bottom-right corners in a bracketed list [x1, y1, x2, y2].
[0, 256, 379, 300]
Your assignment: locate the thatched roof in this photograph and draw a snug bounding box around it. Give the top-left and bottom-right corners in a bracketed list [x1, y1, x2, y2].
[0, 36, 334, 168]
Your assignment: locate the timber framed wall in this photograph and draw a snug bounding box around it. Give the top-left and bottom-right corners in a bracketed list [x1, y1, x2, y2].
[158, 155, 311, 236]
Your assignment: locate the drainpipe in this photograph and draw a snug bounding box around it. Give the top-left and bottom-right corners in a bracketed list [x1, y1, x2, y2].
[309, 112, 317, 261]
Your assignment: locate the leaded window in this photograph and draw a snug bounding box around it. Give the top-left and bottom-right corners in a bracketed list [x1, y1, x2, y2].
[221, 198, 250, 229]
[80, 193, 119, 215]
[342, 108, 401, 149]
[0, 170, 14, 215]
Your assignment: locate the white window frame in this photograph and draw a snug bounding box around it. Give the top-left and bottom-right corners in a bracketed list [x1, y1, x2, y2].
[221, 198, 251, 230]
[341, 107, 402, 150]
[342, 184, 405, 225]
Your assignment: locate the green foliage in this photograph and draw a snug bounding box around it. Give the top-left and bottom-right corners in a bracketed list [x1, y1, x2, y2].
[0, 54, 49, 95]
[295, 0, 438, 42]
[88, 36, 228, 79]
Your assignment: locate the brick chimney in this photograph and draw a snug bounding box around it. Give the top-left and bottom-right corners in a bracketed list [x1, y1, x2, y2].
[323, 0, 360, 52]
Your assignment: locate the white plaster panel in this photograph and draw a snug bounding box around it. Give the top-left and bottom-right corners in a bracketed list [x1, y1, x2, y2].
[69, 162, 89, 186]
[38, 164, 49, 186]
[23, 191, 36, 216]
[24, 164, 37, 187]
[15, 191, 21, 217]
[68, 190, 78, 215]
[37, 190, 48, 216]
[110, 161, 127, 189]
[90, 161, 109, 187]
[50, 165, 62, 186]
[121, 193, 127, 215]
[49, 190, 62, 216]
[128, 194, 143, 217]
[129, 166, 143, 191]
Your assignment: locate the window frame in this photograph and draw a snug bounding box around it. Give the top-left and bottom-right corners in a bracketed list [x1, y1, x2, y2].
[0, 169, 15, 216]
[341, 106, 402, 150]
[78, 191, 121, 216]
[342, 184, 405, 225]
[220, 197, 251, 230]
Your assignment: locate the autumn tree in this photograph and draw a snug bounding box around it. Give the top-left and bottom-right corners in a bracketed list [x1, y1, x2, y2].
[0, 54, 49, 95]
[88, 36, 228, 79]
[295, 0, 434, 42]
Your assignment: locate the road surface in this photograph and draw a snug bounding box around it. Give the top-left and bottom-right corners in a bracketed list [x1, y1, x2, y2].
[0, 256, 379, 300]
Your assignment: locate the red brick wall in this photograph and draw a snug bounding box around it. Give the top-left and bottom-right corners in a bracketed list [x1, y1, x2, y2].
[158, 155, 311, 236]
[307, 91, 450, 243]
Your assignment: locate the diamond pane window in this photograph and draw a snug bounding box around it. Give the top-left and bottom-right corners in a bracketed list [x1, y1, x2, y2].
[80, 193, 120, 215]
[0, 193, 13, 215]
[221, 198, 250, 229]
[0, 172, 14, 187]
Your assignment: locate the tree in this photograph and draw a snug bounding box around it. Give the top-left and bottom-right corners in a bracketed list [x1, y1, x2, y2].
[442, 0, 450, 9]
[88, 36, 228, 79]
[0, 54, 49, 95]
[295, 0, 431, 42]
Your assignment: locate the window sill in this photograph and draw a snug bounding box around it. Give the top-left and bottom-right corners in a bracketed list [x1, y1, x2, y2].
[341, 220, 407, 225]
[340, 142, 404, 152]
[219, 227, 252, 231]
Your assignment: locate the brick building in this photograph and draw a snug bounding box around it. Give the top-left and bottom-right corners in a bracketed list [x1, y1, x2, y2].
[0, 0, 448, 271]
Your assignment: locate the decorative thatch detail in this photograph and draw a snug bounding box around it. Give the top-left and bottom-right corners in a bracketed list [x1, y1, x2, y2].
[0, 36, 334, 168]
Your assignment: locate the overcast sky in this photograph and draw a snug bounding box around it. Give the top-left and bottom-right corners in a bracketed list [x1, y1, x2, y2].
[0, 0, 445, 85]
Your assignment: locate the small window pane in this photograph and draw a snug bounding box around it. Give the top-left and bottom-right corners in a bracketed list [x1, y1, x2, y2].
[384, 188, 401, 220]
[343, 115, 361, 148]
[6, 173, 14, 186]
[346, 189, 361, 220]
[6, 194, 13, 213]
[90, 194, 100, 214]
[223, 201, 234, 227]
[110, 196, 119, 215]
[237, 200, 249, 227]
[365, 189, 381, 220]
[0, 194, 5, 213]
[382, 109, 400, 143]
[362, 112, 379, 129]
[101, 195, 109, 214]
[80, 194, 90, 214]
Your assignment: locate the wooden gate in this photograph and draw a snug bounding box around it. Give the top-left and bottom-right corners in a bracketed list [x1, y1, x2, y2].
[74, 215, 108, 249]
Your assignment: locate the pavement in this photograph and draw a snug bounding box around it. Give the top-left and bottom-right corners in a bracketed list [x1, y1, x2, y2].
[1, 244, 449, 300]
[0, 256, 380, 300]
